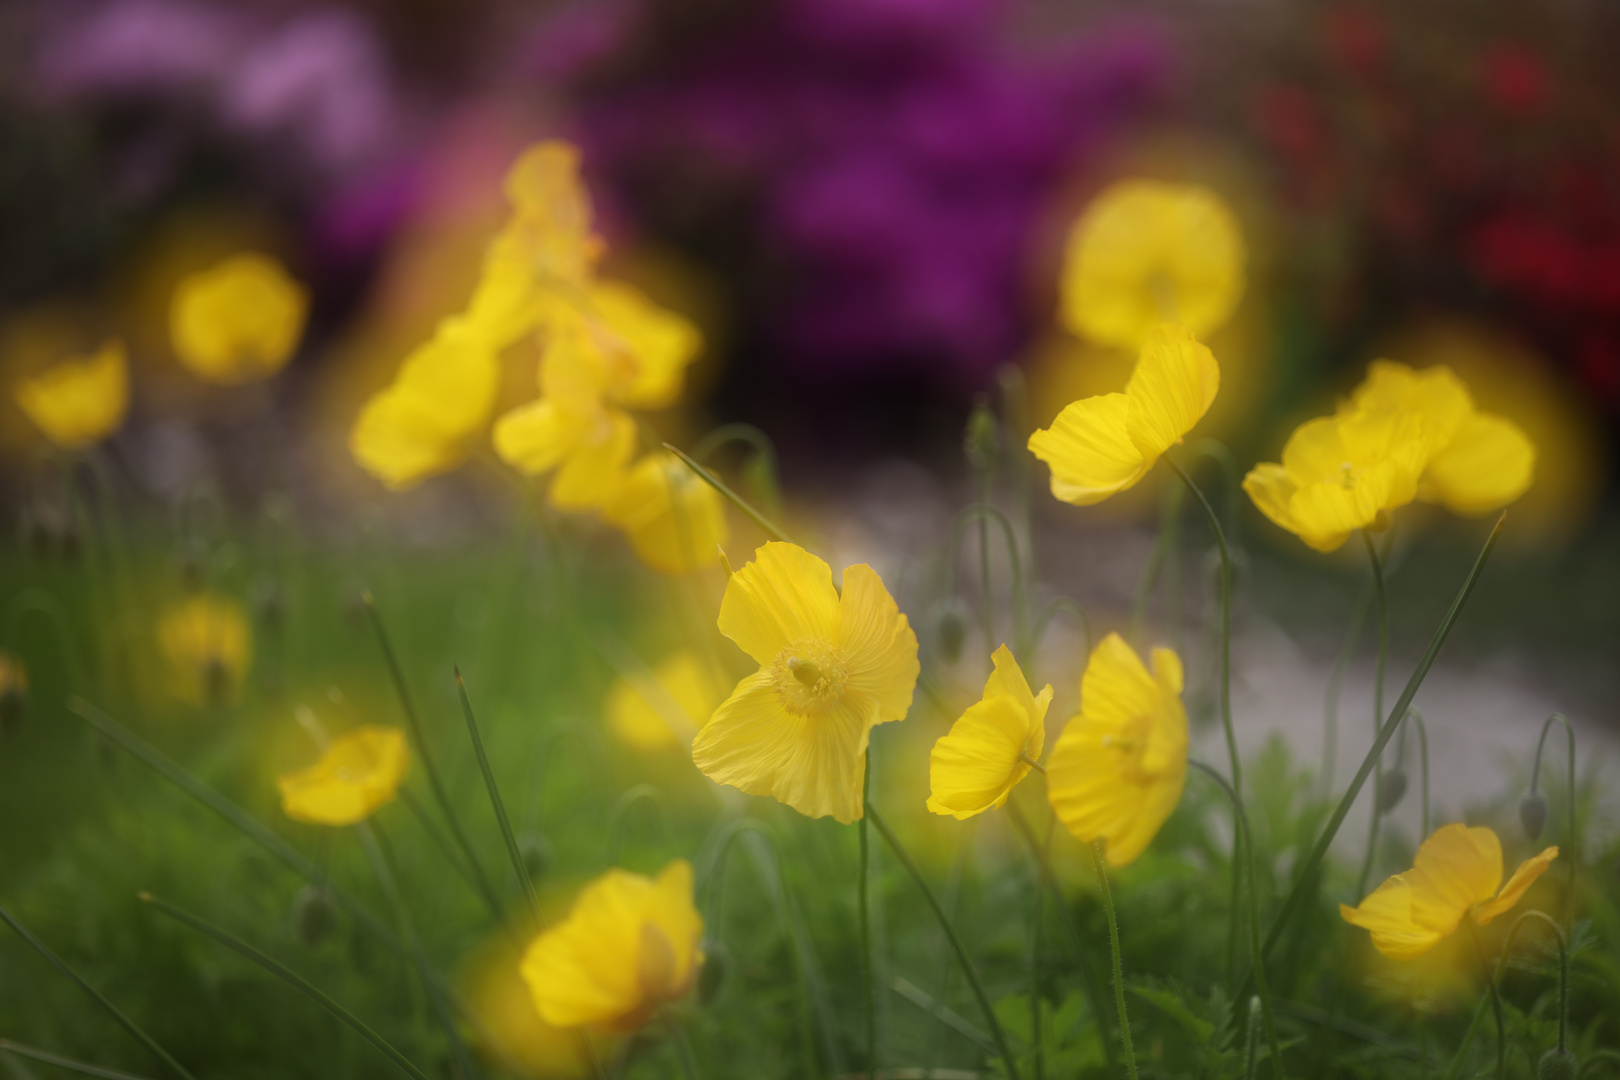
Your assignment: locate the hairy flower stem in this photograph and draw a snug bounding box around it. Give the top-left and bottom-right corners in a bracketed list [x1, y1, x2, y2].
[1530, 714, 1578, 927]
[1090, 842, 1139, 1080]
[1355, 531, 1390, 899]
[362, 594, 505, 922]
[454, 668, 541, 927]
[866, 803, 1022, 1080]
[1189, 761, 1283, 1078]
[860, 747, 876, 1080]
[0, 906, 199, 1080]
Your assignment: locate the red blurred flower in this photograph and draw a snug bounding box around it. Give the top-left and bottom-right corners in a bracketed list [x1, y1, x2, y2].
[1482, 44, 1550, 116]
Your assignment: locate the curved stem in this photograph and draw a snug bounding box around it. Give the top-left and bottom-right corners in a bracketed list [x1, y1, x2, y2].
[4, 589, 90, 691]
[865, 803, 1022, 1080]
[1355, 530, 1391, 900]
[608, 784, 672, 866]
[1322, 583, 1373, 799]
[665, 442, 797, 545]
[1129, 479, 1185, 650]
[860, 748, 876, 1080]
[1090, 842, 1139, 1080]
[1530, 714, 1578, 929]
[660, 1007, 701, 1080]
[945, 504, 1027, 660]
[1466, 923, 1507, 1080]
[0, 1040, 157, 1080]
[1032, 596, 1091, 657]
[1188, 761, 1283, 1078]
[689, 423, 784, 520]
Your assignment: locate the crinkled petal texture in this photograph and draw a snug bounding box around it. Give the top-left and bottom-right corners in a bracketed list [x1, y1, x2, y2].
[1243, 411, 1428, 552]
[1340, 823, 1558, 957]
[157, 594, 253, 705]
[1422, 412, 1536, 515]
[351, 318, 501, 490]
[927, 645, 1053, 819]
[277, 726, 409, 826]
[1029, 324, 1218, 506]
[1047, 633, 1187, 866]
[694, 543, 918, 823]
[15, 340, 129, 450]
[601, 452, 729, 575]
[606, 649, 724, 752]
[169, 253, 308, 383]
[1060, 180, 1245, 348]
[521, 860, 703, 1033]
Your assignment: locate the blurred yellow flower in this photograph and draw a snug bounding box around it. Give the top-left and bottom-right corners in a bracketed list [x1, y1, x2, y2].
[0, 651, 27, 728]
[1028, 324, 1219, 505]
[14, 340, 129, 450]
[158, 594, 253, 705]
[605, 648, 724, 751]
[169, 253, 308, 383]
[601, 452, 729, 575]
[1243, 409, 1430, 553]
[1046, 633, 1187, 867]
[350, 317, 501, 489]
[1060, 180, 1244, 349]
[521, 860, 703, 1032]
[692, 542, 919, 824]
[927, 645, 1052, 819]
[278, 725, 409, 826]
[1347, 361, 1535, 516]
[1341, 824, 1558, 959]
[464, 941, 586, 1078]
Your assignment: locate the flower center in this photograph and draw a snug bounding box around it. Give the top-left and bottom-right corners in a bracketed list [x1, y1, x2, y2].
[771, 639, 850, 717]
[1102, 714, 1159, 783]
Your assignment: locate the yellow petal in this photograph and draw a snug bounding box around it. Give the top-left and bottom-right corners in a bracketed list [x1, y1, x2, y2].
[169, 253, 307, 383]
[690, 670, 868, 823]
[157, 594, 253, 705]
[277, 726, 409, 826]
[983, 645, 1053, 741]
[584, 282, 703, 410]
[1405, 824, 1503, 936]
[14, 340, 129, 450]
[492, 398, 589, 476]
[1123, 324, 1219, 460]
[600, 452, 730, 575]
[1340, 874, 1445, 959]
[836, 563, 920, 725]
[927, 694, 1037, 819]
[1076, 632, 1160, 731]
[1422, 412, 1536, 515]
[548, 410, 635, 511]
[716, 543, 841, 669]
[1347, 360, 1473, 449]
[605, 649, 724, 751]
[1027, 393, 1150, 505]
[1471, 846, 1558, 926]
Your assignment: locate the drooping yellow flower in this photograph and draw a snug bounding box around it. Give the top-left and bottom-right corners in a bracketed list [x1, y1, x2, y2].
[464, 940, 586, 1078]
[1243, 408, 1431, 553]
[14, 340, 129, 450]
[692, 542, 920, 824]
[1028, 324, 1219, 505]
[158, 594, 253, 705]
[1046, 633, 1187, 867]
[605, 648, 724, 752]
[169, 253, 308, 383]
[350, 317, 502, 489]
[600, 452, 729, 575]
[520, 860, 703, 1032]
[1341, 824, 1558, 959]
[1060, 180, 1245, 349]
[493, 284, 702, 510]
[1347, 361, 1536, 515]
[927, 645, 1052, 819]
[278, 726, 409, 826]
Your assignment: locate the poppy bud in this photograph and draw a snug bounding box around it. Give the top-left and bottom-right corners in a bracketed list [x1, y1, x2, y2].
[697, 940, 726, 1004]
[963, 397, 999, 472]
[519, 832, 552, 882]
[292, 883, 335, 945]
[933, 599, 969, 665]
[1520, 790, 1549, 843]
[1376, 768, 1408, 814]
[1537, 1049, 1577, 1080]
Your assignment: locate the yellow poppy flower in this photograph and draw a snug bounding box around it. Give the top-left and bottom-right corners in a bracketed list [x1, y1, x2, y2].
[463, 940, 586, 1078]
[926, 645, 1052, 819]
[277, 726, 409, 826]
[1243, 408, 1431, 553]
[520, 860, 704, 1033]
[350, 317, 502, 490]
[1027, 324, 1219, 505]
[1347, 361, 1536, 515]
[1340, 823, 1558, 959]
[691, 542, 920, 824]
[600, 452, 729, 576]
[169, 253, 308, 383]
[1046, 633, 1187, 867]
[605, 648, 724, 751]
[14, 340, 129, 450]
[158, 594, 253, 705]
[1060, 180, 1244, 348]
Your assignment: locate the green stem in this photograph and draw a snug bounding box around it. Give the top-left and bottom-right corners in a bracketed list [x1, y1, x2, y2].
[1129, 479, 1185, 649]
[137, 893, 433, 1080]
[660, 1007, 701, 1080]
[608, 784, 672, 864]
[978, 474, 995, 658]
[1242, 997, 1262, 1080]
[689, 423, 784, 521]
[454, 667, 540, 926]
[1257, 514, 1506, 971]
[1188, 761, 1283, 1078]
[362, 594, 505, 922]
[0, 907, 198, 1080]
[1355, 530, 1390, 900]
[1090, 842, 1139, 1080]
[866, 803, 1022, 1080]
[1031, 817, 1051, 1080]
[0, 1041, 155, 1080]
[665, 442, 797, 545]
[1322, 582, 1373, 799]
[860, 747, 876, 1080]
[1447, 911, 1569, 1077]
[1530, 714, 1578, 929]
[1031, 596, 1091, 657]
[1408, 708, 1430, 838]
[944, 505, 1027, 660]
[1467, 924, 1507, 1080]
